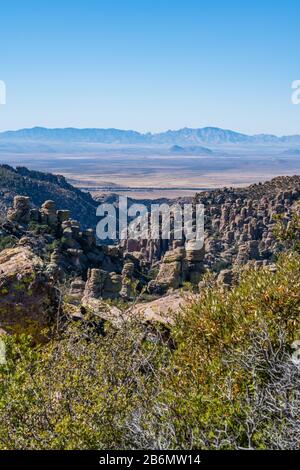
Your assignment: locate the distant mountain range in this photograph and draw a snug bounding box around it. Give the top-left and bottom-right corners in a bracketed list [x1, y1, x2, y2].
[282, 148, 300, 155]
[1, 126, 300, 146]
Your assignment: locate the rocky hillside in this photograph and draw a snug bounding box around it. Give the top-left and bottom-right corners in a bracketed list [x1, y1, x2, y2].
[0, 164, 98, 228]
[123, 175, 300, 294]
[0, 174, 299, 340]
[0, 194, 174, 337]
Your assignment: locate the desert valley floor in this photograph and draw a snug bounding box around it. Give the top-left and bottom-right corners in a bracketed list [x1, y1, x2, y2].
[1, 145, 300, 199]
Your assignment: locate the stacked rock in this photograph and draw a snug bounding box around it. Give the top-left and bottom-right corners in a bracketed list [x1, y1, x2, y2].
[40, 200, 58, 226]
[120, 261, 135, 299]
[46, 249, 64, 280]
[148, 242, 205, 294]
[184, 240, 205, 284]
[84, 268, 122, 300]
[57, 210, 70, 224]
[7, 196, 31, 224]
[84, 268, 106, 299]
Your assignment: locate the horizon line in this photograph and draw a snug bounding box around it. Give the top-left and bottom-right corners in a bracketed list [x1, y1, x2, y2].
[1, 125, 300, 138]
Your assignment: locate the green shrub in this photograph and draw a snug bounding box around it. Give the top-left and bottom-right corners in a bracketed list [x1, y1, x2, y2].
[159, 252, 300, 449]
[0, 235, 16, 251]
[0, 252, 299, 449]
[28, 221, 55, 236]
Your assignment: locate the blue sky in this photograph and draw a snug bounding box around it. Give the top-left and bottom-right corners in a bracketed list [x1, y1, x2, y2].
[0, 0, 299, 134]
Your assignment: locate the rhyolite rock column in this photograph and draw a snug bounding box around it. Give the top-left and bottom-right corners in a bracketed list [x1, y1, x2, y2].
[7, 196, 31, 224]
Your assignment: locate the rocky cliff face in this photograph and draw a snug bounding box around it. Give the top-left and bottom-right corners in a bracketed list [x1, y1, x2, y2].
[0, 174, 300, 337]
[123, 175, 300, 293]
[196, 175, 300, 273]
[0, 194, 144, 335]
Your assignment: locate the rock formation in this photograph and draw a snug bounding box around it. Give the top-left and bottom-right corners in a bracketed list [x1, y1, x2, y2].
[7, 196, 31, 224]
[0, 246, 59, 339]
[1, 174, 300, 336]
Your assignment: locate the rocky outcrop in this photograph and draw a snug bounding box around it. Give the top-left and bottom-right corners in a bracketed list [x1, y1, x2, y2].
[82, 289, 194, 327]
[7, 196, 31, 224]
[2, 196, 127, 279]
[1, 173, 300, 339]
[196, 178, 300, 275]
[148, 243, 205, 294]
[128, 291, 192, 326]
[84, 268, 123, 300]
[0, 246, 59, 339]
[122, 175, 300, 291]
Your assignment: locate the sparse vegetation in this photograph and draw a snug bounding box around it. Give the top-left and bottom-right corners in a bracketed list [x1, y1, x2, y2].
[0, 234, 16, 251]
[28, 221, 55, 235]
[0, 251, 299, 449]
[0, 177, 299, 450]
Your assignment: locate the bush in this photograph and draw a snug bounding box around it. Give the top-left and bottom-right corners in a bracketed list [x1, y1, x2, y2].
[0, 252, 299, 449]
[28, 221, 55, 236]
[0, 320, 170, 449]
[159, 252, 300, 449]
[0, 235, 16, 251]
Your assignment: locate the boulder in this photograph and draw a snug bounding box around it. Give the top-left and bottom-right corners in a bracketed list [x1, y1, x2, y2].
[40, 200, 58, 226]
[163, 247, 185, 263]
[0, 246, 59, 339]
[57, 209, 70, 224]
[83, 268, 122, 300]
[154, 261, 182, 290]
[82, 291, 194, 328]
[129, 292, 195, 326]
[7, 196, 31, 224]
[217, 269, 233, 286]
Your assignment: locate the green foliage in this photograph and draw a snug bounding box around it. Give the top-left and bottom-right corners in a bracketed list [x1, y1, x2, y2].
[273, 213, 300, 252]
[28, 221, 55, 236]
[0, 320, 170, 449]
[0, 235, 16, 251]
[212, 258, 230, 272]
[0, 252, 300, 449]
[160, 251, 300, 449]
[46, 239, 61, 252]
[181, 281, 194, 291]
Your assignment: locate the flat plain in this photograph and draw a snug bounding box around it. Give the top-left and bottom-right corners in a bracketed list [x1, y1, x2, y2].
[1, 143, 299, 199]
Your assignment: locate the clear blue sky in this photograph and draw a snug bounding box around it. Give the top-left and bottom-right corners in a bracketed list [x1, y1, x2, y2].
[0, 0, 299, 134]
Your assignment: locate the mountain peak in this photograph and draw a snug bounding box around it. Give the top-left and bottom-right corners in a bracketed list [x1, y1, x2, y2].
[0, 126, 300, 145]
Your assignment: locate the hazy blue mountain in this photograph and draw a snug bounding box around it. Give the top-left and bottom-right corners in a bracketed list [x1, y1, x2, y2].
[169, 145, 213, 155]
[0, 127, 146, 144]
[282, 148, 300, 155]
[1, 126, 300, 146]
[155, 127, 252, 144]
